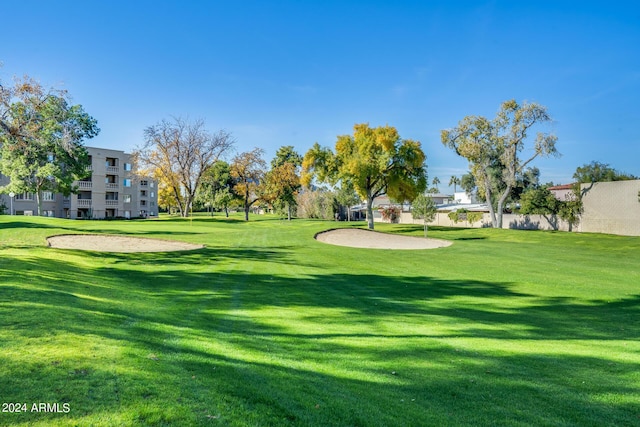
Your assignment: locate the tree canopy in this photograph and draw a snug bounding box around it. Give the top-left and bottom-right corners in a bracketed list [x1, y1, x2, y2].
[519, 185, 582, 231]
[230, 148, 267, 221]
[442, 100, 558, 228]
[411, 194, 437, 237]
[264, 146, 302, 220]
[135, 117, 234, 217]
[573, 161, 637, 183]
[0, 76, 99, 215]
[302, 123, 427, 229]
[449, 176, 461, 193]
[196, 160, 236, 217]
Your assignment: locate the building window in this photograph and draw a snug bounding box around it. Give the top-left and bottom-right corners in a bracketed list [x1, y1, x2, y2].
[123, 194, 131, 203]
[42, 192, 55, 201]
[43, 210, 55, 217]
[140, 200, 147, 207]
[140, 190, 147, 197]
[150, 182, 155, 188]
[124, 163, 132, 171]
[15, 193, 34, 200]
[150, 191, 155, 198]
[140, 180, 148, 186]
[123, 178, 132, 187]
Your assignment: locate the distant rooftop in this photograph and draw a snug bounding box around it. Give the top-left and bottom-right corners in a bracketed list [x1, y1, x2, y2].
[548, 183, 574, 191]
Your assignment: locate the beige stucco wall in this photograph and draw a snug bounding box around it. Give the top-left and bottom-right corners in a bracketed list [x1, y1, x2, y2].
[396, 212, 572, 231]
[388, 180, 640, 236]
[579, 180, 640, 236]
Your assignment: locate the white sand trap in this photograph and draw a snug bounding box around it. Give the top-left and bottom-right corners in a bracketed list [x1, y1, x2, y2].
[47, 234, 204, 253]
[315, 228, 452, 250]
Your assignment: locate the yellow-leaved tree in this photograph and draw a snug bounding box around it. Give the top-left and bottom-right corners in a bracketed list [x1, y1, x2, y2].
[302, 123, 427, 230]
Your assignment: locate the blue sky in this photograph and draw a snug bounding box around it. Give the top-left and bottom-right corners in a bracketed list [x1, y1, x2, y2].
[2, 1, 639, 191]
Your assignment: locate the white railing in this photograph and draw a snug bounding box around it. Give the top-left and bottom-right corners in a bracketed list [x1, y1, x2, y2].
[106, 183, 119, 190]
[77, 199, 92, 207]
[106, 166, 119, 173]
[78, 181, 92, 189]
[105, 200, 119, 206]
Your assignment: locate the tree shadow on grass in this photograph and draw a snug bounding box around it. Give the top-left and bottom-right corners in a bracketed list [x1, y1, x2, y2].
[1, 254, 639, 425]
[68, 246, 307, 268]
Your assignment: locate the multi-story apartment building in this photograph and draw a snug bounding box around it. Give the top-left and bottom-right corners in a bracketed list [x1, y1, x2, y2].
[0, 147, 158, 219]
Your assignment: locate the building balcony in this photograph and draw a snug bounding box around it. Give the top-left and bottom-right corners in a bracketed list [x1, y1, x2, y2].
[77, 199, 92, 207]
[78, 181, 92, 189]
[105, 200, 119, 207]
[106, 183, 119, 190]
[106, 166, 119, 173]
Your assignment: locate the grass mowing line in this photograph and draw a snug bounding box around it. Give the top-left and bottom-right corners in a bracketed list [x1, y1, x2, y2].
[1, 214, 639, 426]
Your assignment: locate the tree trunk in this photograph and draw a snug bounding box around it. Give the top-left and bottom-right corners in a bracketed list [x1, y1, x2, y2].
[287, 203, 292, 221]
[172, 187, 184, 217]
[495, 185, 512, 229]
[366, 196, 375, 230]
[484, 188, 497, 228]
[224, 206, 229, 217]
[243, 190, 250, 221]
[36, 191, 42, 216]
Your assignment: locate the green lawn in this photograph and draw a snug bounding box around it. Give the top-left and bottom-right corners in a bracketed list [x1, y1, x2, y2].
[1, 214, 639, 426]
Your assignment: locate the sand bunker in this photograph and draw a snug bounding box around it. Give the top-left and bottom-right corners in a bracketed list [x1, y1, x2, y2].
[315, 228, 452, 250]
[47, 234, 204, 253]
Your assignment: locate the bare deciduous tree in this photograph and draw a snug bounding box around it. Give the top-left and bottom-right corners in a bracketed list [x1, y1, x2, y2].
[135, 117, 234, 217]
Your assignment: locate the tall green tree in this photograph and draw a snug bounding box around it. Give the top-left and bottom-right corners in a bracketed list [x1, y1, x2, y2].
[302, 123, 427, 230]
[197, 160, 235, 216]
[0, 77, 99, 215]
[271, 145, 303, 169]
[442, 100, 558, 228]
[411, 194, 437, 237]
